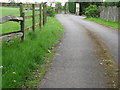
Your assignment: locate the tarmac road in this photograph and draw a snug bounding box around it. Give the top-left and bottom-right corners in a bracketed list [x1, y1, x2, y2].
[39, 14, 118, 88]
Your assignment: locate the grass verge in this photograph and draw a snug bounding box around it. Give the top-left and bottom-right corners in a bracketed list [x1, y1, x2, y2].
[2, 16, 64, 88]
[85, 17, 119, 30]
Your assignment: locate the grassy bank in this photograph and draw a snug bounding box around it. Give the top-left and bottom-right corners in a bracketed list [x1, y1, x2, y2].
[85, 18, 119, 29]
[2, 17, 64, 88]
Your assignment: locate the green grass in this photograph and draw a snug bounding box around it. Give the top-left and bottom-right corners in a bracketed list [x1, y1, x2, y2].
[0, 7, 40, 34]
[2, 16, 64, 88]
[85, 17, 119, 29]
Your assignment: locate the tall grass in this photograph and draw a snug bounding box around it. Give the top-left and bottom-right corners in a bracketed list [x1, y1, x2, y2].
[2, 16, 64, 88]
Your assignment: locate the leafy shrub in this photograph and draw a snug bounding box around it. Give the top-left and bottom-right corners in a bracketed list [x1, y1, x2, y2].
[46, 7, 55, 17]
[85, 5, 100, 17]
[68, 2, 76, 14]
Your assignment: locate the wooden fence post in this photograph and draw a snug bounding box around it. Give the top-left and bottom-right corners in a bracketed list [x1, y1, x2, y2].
[45, 3, 47, 25]
[41, 3, 43, 26]
[39, 4, 42, 29]
[32, 4, 35, 32]
[20, 3, 23, 17]
[20, 3, 25, 41]
[43, 3, 46, 25]
[21, 12, 25, 41]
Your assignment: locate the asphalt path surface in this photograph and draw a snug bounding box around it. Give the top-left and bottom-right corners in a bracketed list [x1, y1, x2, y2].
[39, 14, 118, 88]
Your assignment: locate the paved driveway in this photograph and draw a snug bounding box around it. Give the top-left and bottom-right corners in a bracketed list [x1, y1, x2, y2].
[39, 14, 118, 88]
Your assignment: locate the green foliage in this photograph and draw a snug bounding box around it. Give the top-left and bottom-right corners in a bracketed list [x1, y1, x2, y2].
[102, 2, 120, 7]
[55, 2, 63, 10]
[85, 5, 100, 18]
[55, 2, 63, 13]
[80, 2, 102, 15]
[46, 7, 55, 17]
[2, 17, 64, 88]
[67, 2, 102, 15]
[68, 2, 76, 14]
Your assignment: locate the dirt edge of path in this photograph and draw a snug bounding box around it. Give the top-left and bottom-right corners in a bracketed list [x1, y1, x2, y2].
[86, 29, 118, 88]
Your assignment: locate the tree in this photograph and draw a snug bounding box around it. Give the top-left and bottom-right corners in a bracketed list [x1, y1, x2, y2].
[48, 0, 55, 7]
[55, 2, 63, 13]
[67, 2, 102, 15]
[9, 0, 15, 3]
[68, 2, 76, 14]
[55, 2, 63, 10]
[80, 2, 102, 15]
[85, 5, 100, 17]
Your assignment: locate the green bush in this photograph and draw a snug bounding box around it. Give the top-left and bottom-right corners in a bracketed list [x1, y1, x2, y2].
[46, 7, 55, 17]
[68, 2, 76, 14]
[85, 5, 100, 18]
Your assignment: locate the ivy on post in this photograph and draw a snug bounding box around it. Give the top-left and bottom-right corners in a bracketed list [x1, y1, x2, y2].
[39, 4, 42, 29]
[21, 12, 25, 41]
[43, 3, 45, 25]
[43, 2, 47, 25]
[40, 3, 43, 27]
[44, 2, 47, 25]
[42, 3, 44, 27]
[32, 4, 35, 32]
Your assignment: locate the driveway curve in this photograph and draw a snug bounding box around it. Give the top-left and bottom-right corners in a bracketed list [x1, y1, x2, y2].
[39, 14, 118, 88]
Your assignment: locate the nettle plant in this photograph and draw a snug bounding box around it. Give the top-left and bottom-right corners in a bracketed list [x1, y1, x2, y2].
[85, 5, 100, 18]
